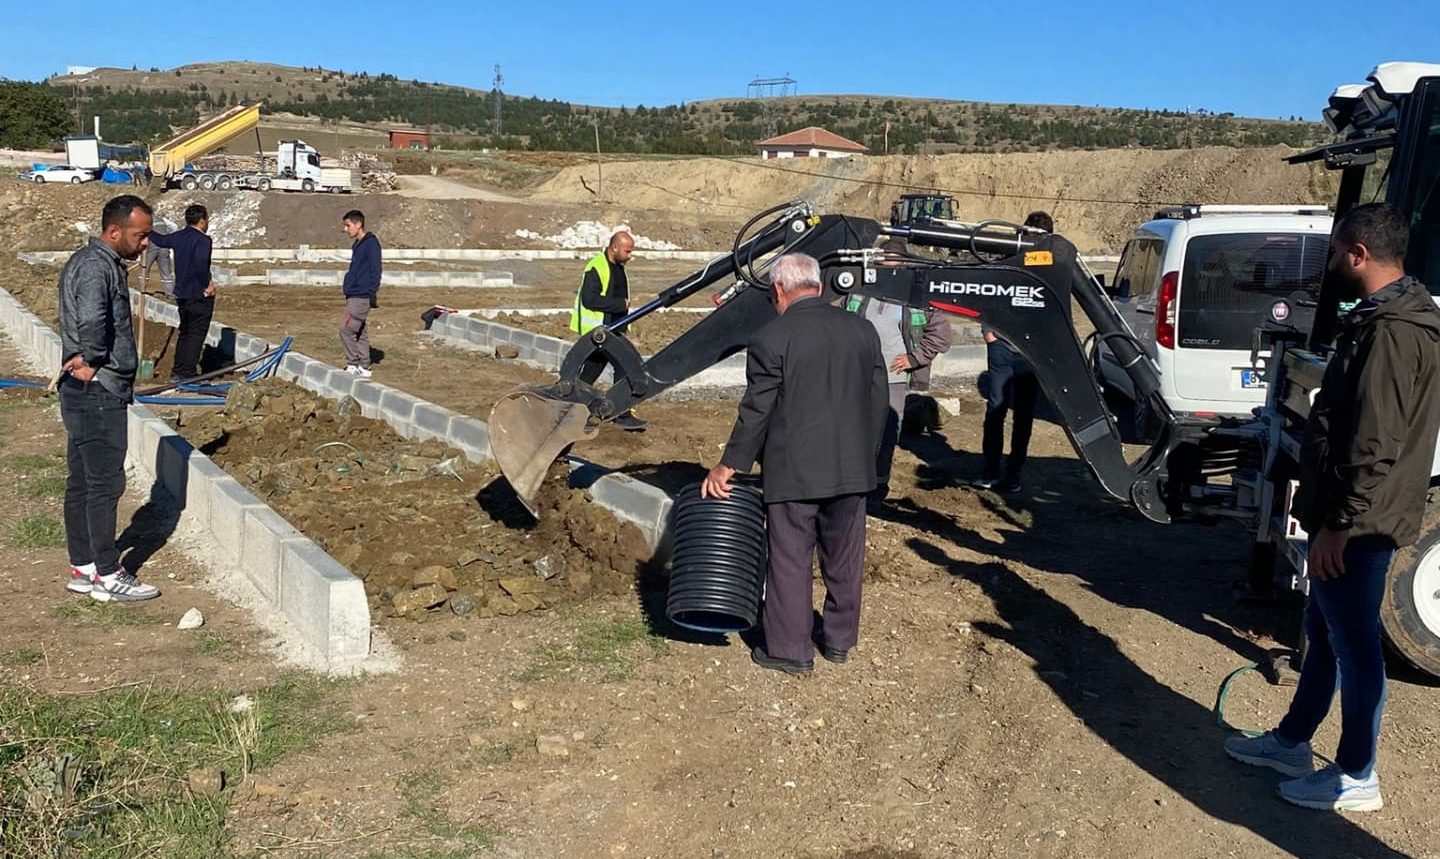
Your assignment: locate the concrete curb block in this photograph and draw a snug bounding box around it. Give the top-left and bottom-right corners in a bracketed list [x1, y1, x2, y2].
[129, 294, 673, 562]
[0, 285, 373, 673]
[424, 316, 987, 396]
[584, 472, 676, 559]
[264, 269, 517, 289]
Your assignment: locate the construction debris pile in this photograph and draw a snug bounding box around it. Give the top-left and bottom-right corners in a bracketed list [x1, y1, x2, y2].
[176, 379, 650, 626]
[341, 153, 399, 192]
[156, 192, 265, 247]
[514, 220, 681, 251]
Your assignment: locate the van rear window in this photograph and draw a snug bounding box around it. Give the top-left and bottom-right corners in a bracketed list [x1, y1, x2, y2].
[1178, 233, 1328, 350]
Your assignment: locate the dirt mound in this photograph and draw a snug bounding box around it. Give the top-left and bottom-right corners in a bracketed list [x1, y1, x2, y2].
[175, 378, 651, 624]
[528, 146, 1337, 252]
[0, 181, 136, 251]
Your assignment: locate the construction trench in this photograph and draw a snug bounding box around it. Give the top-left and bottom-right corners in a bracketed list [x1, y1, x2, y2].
[0, 246, 998, 670]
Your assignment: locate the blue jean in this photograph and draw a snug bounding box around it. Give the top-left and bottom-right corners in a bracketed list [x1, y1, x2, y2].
[1277, 535, 1395, 778]
[981, 341, 1038, 480]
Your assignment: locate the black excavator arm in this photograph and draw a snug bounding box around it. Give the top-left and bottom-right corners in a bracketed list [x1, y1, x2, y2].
[490, 203, 1190, 522]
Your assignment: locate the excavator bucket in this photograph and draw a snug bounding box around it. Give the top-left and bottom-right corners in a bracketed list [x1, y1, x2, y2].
[488, 388, 598, 516]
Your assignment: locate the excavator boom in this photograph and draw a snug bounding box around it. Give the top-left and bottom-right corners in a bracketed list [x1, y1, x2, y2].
[490, 203, 1197, 521]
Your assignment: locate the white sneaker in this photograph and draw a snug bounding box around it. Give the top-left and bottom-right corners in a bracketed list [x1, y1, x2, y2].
[1279, 765, 1384, 812]
[344, 365, 360, 375]
[1224, 730, 1314, 778]
[66, 566, 98, 594]
[90, 569, 161, 603]
[354, 366, 372, 379]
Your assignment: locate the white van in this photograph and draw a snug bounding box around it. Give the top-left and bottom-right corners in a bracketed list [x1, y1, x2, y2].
[1098, 204, 1332, 439]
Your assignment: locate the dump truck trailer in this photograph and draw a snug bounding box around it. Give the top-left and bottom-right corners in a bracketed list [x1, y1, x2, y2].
[149, 104, 354, 193]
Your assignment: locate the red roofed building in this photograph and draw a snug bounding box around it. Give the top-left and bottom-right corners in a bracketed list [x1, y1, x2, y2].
[758, 126, 868, 160]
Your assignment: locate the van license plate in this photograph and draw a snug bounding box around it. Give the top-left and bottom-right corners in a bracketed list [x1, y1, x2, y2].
[1240, 369, 1264, 389]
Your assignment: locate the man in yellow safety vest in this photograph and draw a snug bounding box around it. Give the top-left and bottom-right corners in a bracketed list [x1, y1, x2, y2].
[570, 231, 646, 431]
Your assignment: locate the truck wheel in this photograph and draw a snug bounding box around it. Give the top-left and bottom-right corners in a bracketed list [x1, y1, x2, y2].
[302, 179, 315, 192]
[1383, 507, 1440, 678]
[181, 175, 198, 191]
[257, 178, 271, 192]
[216, 175, 233, 191]
[199, 174, 216, 191]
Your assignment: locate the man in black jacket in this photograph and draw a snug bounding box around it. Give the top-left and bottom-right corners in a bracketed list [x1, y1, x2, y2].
[702, 253, 889, 674]
[58, 195, 161, 603]
[146, 204, 214, 382]
[1224, 203, 1440, 812]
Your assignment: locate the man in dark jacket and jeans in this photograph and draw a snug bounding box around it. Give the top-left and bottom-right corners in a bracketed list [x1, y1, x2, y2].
[146, 204, 214, 382]
[1224, 203, 1440, 812]
[702, 253, 889, 675]
[339, 209, 381, 378]
[59, 195, 161, 603]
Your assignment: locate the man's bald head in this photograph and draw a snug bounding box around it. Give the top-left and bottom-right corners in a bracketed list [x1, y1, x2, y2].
[607, 231, 635, 265]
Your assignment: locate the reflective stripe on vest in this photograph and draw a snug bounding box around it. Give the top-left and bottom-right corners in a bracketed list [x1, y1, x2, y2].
[843, 295, 926, 356]
[570, 252, 611, 334]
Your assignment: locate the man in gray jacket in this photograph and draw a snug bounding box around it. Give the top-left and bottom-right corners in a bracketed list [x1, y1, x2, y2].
[1224, 203, 1440, 811]
[59, 195, 161, 603]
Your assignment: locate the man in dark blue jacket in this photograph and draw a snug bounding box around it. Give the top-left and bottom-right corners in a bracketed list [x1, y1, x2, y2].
[340, 209, 382, 378]
[146, 204, 214, 382]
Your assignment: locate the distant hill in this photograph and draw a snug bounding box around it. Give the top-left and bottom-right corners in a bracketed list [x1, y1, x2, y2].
[46, 61, 1328, 155]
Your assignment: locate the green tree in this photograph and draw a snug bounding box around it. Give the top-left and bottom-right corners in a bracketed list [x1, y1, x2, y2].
[0, 82, 71, 149]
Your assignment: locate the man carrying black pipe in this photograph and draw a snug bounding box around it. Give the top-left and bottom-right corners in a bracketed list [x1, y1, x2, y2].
[702, 252, 889, 674]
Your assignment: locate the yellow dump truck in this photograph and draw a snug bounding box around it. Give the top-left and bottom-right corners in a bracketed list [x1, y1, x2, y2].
[148, 103, 355, 193]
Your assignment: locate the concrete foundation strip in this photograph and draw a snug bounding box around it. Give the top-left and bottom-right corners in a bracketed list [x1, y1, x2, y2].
[0, 285, 375, 673]
[425, 311, 988, 396]
[122, 291, 680, 562]
[2, 273, 977, 666]
[23, 248, 1121, 266]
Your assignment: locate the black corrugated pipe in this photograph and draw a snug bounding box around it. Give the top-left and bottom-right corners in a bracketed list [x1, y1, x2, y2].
[666, 480, 767, 633]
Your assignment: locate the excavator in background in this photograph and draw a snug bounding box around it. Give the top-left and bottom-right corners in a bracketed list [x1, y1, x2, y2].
[489, 61, 1440, 681]
[890, 193, 957, 227]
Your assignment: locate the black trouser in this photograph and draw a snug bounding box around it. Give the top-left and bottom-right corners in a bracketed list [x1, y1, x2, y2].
[174, 296, 214, 379]
[981, 341, 1039, 481]
[578, 329, 636, 416]
[763, 494, 868, 662]
[59, 379, 129, 575]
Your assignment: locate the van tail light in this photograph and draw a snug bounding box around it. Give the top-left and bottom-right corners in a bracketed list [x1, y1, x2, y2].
[1156, 270, 1179, 349]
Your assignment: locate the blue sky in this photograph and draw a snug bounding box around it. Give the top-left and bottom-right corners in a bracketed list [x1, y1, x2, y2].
[3, 0, 1436, 118]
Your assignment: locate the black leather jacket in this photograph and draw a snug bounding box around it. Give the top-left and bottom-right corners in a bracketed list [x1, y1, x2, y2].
[58, 238, 137, 401]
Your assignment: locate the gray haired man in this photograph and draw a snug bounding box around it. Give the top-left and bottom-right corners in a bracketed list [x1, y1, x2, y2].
[703, 253, 889, 674]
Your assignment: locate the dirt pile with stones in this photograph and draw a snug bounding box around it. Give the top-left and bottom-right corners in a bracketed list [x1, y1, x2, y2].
[173, 378, 652, 624]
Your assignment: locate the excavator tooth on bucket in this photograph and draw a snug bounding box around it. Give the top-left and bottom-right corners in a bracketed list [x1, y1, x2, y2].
[488, 387, 597, 517]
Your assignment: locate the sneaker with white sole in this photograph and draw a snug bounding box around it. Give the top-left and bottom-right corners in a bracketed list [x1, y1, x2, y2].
[90, 569, 160, 603]
[1278, 765, 1383, 812]
[354, 366, 372, 379]
[66, 566, 98, 594]
[344, 364, 360, 375]
[1224, 730, 1314, 777]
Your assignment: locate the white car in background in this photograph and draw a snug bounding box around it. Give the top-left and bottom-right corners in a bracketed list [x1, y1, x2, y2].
[19, 165, 95, 184]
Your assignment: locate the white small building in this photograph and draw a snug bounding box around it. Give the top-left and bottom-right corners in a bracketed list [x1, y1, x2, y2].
[758, 126, 867, 160]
